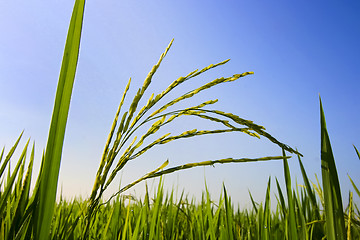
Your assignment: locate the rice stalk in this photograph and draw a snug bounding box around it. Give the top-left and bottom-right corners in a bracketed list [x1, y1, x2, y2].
[81, 36, 301, 237]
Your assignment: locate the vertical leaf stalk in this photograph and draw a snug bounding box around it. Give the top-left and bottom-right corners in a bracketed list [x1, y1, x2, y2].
[34, 1, 85, 239]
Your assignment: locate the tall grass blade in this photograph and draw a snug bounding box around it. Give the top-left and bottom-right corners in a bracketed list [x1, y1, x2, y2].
[320, 96, 346, 240]
[348, 175, 360, 199]
[0, 132, 23, 179]
[294, 182, 308, 239]
[282, 149, 298, 240]
[275, 177, 286, 219]
[297, 154, 321, 219]
[347, 146, 360, 198]
[149, 179, 164, 239]
[0, 147, 4, 166]
[263, 177, 271, 240]
[0, 140, 29, 217]
[121, 198, 132, 240]
[347, 191, 353, 240]
[33, 1, 85, 239]
[130, 207, 143, 240]
[7, 143, 35, 240]
[223, 184, 234, 240]
[248, 190, 258, 214]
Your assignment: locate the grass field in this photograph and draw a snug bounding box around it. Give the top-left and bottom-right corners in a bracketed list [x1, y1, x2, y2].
[1, 140, 360, 239]
[1, 1, 359, 239]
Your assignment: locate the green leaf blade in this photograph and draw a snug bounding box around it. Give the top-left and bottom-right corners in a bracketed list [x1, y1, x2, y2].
[319, 97, 346, 240]
[34, 1, 86, 239]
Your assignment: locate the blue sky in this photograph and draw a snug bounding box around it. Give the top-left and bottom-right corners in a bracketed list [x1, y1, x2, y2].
[1, 1, 359, 207]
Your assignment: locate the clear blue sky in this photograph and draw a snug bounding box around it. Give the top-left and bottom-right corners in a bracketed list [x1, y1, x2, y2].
[1, 1, 359, 207]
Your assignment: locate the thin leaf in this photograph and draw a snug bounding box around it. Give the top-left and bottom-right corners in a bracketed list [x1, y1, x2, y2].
[34, 1, 85, 239]
[0, 132, 23, 179]
[282, 149, 298, 240]
[320, 96, 346, 240]
[297, 153, 321, 219]
[0, 139, 29, 217]
[354, 145, 360, 160]
[7, 143, 35, 240]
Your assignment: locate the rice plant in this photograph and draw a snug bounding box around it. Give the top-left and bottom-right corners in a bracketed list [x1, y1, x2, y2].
[1, 0, 359, 239]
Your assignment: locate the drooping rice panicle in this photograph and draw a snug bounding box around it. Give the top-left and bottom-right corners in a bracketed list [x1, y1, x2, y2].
[149, 72, 254, 118]
[122, 40, 173, 135]
[91, 78, 131, 200]
[203, 109, 302, 156]
[129, 156, 289, 185]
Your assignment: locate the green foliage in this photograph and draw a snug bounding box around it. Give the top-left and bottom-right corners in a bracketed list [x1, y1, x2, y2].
[1, 110, 360, 239]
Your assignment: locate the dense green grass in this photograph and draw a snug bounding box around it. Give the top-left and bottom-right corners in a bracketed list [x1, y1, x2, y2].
[1, 1, 359, 239]
[1, 149, 360, 239]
